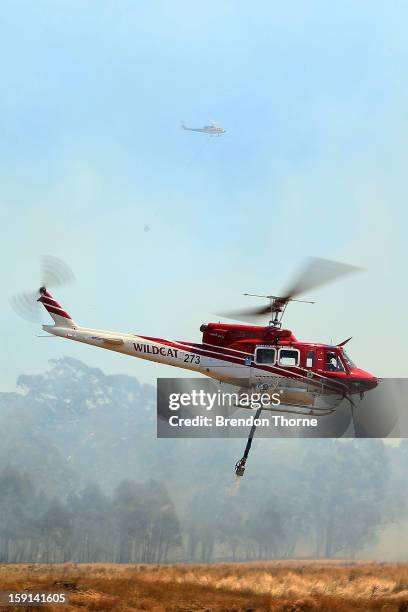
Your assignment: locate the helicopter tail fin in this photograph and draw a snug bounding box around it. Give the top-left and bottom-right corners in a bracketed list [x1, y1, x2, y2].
[37, 288, 77, 328]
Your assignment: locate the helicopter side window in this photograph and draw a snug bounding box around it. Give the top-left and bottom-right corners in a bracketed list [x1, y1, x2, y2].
[255, 347, 276, 364]
[306, 351, 315, 368]
[278, 349, 299, 367]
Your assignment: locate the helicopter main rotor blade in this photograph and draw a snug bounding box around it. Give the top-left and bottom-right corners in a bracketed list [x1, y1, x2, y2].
[346, 379, 402, 437]
[216, 257, 360, 322]
[280, 257, 360, 301]
[216, 304, 271, 322]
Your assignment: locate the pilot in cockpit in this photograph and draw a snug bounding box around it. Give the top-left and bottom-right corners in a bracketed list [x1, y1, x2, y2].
[326, 351, 339, 371]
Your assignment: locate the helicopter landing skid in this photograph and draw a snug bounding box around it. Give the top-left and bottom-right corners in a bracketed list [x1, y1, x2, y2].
[258, 404, 335, 417]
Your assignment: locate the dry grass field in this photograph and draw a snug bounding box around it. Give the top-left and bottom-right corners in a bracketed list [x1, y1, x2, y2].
[0, 561, 407, 611]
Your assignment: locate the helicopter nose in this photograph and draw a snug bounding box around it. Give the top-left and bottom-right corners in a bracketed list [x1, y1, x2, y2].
[349, 368, 378, 392]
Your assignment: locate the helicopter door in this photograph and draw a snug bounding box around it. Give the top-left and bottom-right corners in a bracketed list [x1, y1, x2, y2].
[316, 349, 325, 371]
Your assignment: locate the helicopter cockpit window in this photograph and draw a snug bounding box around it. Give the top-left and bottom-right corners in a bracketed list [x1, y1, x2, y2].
[278, 349, 299, 367]
[325, 351, 345, 372]
[342, 350, 355, 369]
[255, 347, 276, 364]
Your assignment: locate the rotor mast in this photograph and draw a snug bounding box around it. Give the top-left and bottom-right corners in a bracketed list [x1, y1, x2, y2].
[243, 294, 315, 328]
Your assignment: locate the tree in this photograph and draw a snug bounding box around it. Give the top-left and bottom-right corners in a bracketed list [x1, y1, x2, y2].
[112, 479, 181, 562]
[35, 500, 72, 562]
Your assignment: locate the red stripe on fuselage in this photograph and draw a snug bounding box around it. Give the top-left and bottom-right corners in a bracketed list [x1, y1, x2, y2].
[139, 336, 245, 366]
[179, 341, 250, 358]
[137, 335, 346, 394]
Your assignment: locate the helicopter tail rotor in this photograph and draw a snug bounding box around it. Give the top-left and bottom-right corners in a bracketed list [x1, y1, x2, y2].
[10, 256, 75, 326]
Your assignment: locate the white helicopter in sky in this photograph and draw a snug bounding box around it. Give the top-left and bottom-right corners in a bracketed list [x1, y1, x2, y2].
[181, 122, 226, 136]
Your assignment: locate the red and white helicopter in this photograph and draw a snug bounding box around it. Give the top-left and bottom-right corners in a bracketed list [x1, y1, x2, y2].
[12, 256, 378, 476]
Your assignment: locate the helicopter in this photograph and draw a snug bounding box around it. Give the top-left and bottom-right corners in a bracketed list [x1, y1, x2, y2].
[11, 256, 378, 477]
[181, 122, 226, 136]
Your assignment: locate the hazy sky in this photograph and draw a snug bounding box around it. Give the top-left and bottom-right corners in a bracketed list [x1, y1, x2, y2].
[1, 1, 408, 390]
